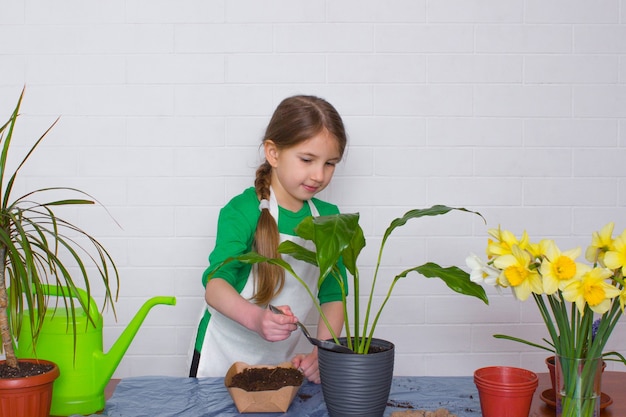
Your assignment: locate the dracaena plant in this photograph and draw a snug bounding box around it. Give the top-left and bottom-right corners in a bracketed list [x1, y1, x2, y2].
[0, 88, 119, 372]
[207, 205, 489, 354]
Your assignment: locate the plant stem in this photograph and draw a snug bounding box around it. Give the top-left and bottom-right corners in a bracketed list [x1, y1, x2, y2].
[0, 245, 17, 368]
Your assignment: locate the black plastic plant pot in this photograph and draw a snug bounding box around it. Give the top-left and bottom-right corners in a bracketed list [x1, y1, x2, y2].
[318, 337, 395, 417]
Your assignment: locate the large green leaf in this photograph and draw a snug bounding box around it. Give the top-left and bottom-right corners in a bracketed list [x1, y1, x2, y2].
[382, 205, 485, 248]
[284, 213, 364, 279]
[277, 240, 317, 266]
[412, 262, 488, 304]
[209, 252, 300, 282]
[339, 219, 365, 278]
[205, 251, 320, 305]
[292, 215, 315, 241]
[305, 213, 361, 281]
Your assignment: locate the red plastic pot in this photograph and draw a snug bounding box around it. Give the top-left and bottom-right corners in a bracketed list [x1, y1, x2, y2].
[474, 366, 538, 387]
[474, 366, 538, 417]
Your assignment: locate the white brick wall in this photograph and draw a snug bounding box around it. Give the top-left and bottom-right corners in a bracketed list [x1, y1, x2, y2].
[1, 0, 625, 378]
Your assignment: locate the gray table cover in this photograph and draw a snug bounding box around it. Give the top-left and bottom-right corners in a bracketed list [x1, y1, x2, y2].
[82, 375, 482, 417]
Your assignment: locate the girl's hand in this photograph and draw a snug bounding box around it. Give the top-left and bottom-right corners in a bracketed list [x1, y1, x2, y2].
[256, 305, 298, 341]
[292, 349, 320, 384]
[205, 280, 298, 341]
[292, 301, 343, 384]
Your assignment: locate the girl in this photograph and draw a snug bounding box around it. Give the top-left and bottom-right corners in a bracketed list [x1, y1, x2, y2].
[190, 95, 348, 384]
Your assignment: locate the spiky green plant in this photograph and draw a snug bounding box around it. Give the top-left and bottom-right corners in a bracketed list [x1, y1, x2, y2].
[0, 88, 118, 371]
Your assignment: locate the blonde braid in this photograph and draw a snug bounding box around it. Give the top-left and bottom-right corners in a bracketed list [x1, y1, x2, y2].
[251, 162, 285, 305]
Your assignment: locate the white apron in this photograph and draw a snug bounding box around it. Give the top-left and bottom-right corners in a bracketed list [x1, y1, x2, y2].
[196, 193, 321, 377]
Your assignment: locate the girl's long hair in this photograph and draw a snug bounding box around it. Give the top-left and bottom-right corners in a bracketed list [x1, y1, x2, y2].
[251, 95, 347, 305]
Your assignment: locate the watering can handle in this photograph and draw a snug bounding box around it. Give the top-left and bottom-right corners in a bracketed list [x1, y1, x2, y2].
[39, 284, 100, 321]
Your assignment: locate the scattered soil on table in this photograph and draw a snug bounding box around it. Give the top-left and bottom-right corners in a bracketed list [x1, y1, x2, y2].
[390, 409, 458, 417]
[0, 362, 54, 379]
[388, 400, 415, 408]
[227, 367, 303, 392]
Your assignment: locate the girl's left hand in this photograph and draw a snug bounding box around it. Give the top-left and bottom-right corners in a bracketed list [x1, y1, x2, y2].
[291, 349, 320, 384]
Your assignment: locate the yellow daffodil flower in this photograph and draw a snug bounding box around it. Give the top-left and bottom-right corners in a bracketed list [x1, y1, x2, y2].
[465, 253, 499, 286]
[493, 245, 543, 301]
[539, 240, 582, 294]
[527, 239, 550, 259]
[604, 231, 626, 275]
[486, 227, 530, 258]
[585, 222, 615, 265]
[561, 265, 620, 314]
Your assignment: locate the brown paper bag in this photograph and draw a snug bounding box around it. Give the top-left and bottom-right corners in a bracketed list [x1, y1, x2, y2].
[224, 362, 302, 413]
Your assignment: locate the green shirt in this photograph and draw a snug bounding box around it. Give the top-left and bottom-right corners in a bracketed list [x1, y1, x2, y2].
[194, 187, 347, 351]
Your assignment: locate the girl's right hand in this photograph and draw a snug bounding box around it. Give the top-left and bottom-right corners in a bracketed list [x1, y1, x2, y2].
[257, 305, 298, 341]
[205, 279, 299, 341]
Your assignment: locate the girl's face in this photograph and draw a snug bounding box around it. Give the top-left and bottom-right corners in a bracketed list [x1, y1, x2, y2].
[265, 130, 342, 212]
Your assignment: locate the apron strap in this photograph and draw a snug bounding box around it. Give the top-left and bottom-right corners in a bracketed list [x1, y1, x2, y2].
[269, 186, 320, 219]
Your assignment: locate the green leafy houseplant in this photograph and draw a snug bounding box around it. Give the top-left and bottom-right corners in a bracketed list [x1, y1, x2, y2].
[0, 89, 119, 375]
[208, 205, 489, 354]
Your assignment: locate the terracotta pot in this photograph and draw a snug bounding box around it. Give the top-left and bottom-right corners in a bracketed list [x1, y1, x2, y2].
[546, 355, 606, 392]
[546, 356, 557, 391]
[0, 359, 60, 417]
[474, 366, 538, 417]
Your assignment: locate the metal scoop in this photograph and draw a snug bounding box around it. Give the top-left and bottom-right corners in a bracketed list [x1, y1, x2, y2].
[268, 304, 354, 354]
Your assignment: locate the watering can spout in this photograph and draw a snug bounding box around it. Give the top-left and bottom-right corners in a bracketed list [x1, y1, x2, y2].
[96, 296, 176, 388]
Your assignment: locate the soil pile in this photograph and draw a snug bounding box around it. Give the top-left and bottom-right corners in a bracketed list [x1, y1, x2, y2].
[227, 367, 303, 391]
[0, 362, 54, 378]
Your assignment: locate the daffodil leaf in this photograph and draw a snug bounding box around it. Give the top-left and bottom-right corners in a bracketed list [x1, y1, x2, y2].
[493, 334, 554, 352]
[602, 351, 626, 364]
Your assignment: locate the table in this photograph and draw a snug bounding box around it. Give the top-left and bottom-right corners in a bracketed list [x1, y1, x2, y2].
[97, 372, 625, 417]
[99, 376, 479, 417]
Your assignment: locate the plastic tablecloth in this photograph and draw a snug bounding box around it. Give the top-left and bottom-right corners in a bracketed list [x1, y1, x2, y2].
[83, 375, 482, 417]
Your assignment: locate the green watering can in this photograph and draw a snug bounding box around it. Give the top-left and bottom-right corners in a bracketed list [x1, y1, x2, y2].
[16, 285, 176, 416]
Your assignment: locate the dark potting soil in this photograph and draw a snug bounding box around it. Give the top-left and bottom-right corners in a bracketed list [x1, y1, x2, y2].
[366, 345, 387, 353]
[0, 361, 54, 379]
[228, 367, 303, 392]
